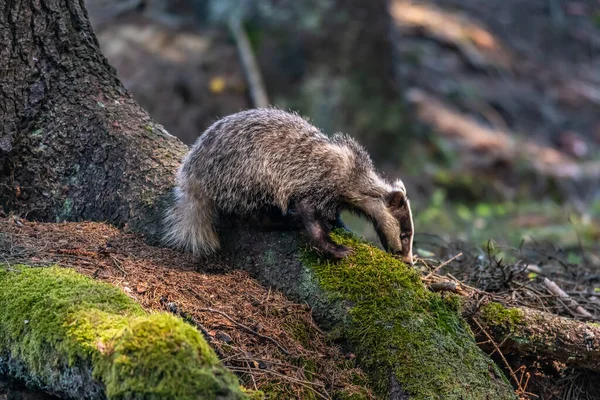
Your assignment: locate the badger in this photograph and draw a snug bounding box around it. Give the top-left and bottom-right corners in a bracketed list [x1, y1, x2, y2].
[163, 108, 415, 265]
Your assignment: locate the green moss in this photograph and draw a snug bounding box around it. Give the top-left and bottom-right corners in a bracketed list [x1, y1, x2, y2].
[282, 317, 318, 350]
[259, 381, 318, 400]
[277, 314, 375, 399]
[336, 390, 371, 400]
[480, 303, 525, 328]
[242, 388, 265, 400]
[0, 265, 248, 399]
[302, 232, 516, 400]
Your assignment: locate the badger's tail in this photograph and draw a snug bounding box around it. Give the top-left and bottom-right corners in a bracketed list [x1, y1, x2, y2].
[162, 187, 220, 255]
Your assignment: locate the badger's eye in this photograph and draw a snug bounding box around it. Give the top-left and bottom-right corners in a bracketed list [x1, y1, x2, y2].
[363, 192, 382, 199]
[400, 233, 409, 240]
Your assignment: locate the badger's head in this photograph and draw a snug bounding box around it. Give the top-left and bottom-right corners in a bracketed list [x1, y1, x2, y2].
[379, 179, 414, 265]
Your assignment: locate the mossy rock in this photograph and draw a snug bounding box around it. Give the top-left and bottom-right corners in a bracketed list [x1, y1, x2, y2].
[0, 265, 249, 400]
[302, 232, 518, 400]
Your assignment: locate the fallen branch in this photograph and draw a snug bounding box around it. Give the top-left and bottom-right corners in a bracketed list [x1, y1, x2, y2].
[228, 16, 269, 108]
[543, 278, 594, 319]
[389, 0, 511, 71]
[472, 301, 600, 372]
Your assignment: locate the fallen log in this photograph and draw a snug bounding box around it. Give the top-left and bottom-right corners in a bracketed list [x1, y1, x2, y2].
[470, 301, 600, 373]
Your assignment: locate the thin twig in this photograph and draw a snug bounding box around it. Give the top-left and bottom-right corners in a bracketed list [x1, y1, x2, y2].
[161, 301, 226, 359]
[198, 307, 290, 355]
[227, 367, 331, 400]
[471, 317, 523, 394]
[110, 255, 127, 277]
[424, 252, 463, 280]
[245, 359, 258, 391]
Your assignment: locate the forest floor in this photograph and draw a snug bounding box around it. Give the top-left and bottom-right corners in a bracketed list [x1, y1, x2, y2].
[2, 215, 600, 399]
[0, 218, 373, 400]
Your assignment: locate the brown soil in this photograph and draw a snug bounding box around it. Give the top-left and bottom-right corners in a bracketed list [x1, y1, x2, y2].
[0, 217, 373, 399]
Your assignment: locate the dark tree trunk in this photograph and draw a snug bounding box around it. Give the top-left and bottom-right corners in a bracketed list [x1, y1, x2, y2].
[0, 0, 186, 239]
[0, 1, 517, 399]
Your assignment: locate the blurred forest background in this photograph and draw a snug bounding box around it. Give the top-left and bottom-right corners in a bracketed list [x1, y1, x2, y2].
[87, 0, 600, 263]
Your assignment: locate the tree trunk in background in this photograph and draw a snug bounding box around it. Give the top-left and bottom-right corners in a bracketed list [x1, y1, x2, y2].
[0, 0, 187, 239]
[207, 0, 407, 164]
[0, 1, 517, 399]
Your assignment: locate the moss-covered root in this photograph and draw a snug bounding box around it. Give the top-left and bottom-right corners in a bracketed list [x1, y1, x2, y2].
[478, 302, 600, 373]
[303, 232, 518, 400]
[0, 265, 250, 400]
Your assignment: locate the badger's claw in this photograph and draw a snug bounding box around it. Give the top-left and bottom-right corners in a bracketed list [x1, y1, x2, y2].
[327, 245, 354, 260]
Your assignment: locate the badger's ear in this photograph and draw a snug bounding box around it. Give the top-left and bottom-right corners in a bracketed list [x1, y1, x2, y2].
[387, 191, 406, 209]
[392, 179, 406, 194]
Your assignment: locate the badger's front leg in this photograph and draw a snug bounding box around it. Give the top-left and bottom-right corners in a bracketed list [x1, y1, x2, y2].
[296, 200, 353, 259]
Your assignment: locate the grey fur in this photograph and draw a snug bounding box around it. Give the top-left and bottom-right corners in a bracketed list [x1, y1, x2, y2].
[163, 108, 414, 264]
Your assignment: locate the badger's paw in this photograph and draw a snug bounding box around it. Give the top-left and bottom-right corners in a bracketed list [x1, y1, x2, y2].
[328, 244, 354, 260]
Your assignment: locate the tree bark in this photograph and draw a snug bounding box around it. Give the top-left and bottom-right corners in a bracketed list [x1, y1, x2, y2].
[0, 0, 186, 239]
[0, 1, 517, 399]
